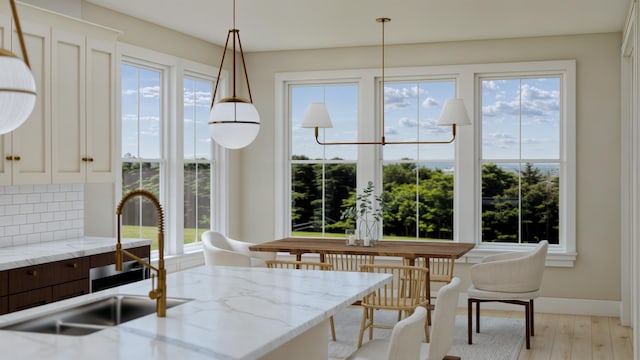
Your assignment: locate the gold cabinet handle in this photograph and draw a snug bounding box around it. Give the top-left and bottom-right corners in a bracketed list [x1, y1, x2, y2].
[88, 157, 94, 162]
[82, 157, 95, 162]
[5, 156, 12, 161]
[68, 263, 78, 269]
[27, 270, 38, 277]
[14, 155, 20, 161]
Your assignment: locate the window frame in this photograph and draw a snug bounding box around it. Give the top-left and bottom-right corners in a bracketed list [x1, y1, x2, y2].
[117, 43, 228, 258]
[276, 60, 576, 266]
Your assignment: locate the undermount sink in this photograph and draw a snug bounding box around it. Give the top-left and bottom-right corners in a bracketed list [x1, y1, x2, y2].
[0, 295, 192, 336]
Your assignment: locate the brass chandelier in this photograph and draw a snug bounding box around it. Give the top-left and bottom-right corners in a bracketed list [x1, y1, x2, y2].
[302, 17, 471, 146]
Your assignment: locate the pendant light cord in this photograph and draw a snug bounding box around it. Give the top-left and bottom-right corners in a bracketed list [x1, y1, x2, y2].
[9, 0, 30, 69]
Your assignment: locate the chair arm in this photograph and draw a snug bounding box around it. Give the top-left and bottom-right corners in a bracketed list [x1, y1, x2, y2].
[227, 238, 276, 261]
[480, 251, 527, 263]
[202, 242, 252, 267]
[470, 255, 543, 293]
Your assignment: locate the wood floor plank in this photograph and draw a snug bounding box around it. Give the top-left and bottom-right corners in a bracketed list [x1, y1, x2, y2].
[591, 316, 613, 359]
[550, 314, 574, 360]
[531, 313, 558, 360]
[609, 317, 633, 360]
[570, 315, 592, 360]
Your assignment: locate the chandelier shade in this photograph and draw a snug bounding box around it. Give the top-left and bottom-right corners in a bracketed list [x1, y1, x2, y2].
[0, 0, 36, 135]
[438, 98, 472, 126]
[302, 102, 332, 128]
[208, 0, 259, 149]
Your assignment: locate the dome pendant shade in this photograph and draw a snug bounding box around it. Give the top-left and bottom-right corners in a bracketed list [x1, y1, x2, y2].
[208, 0, 259, 149]
[209, 98, 260, 149]
[0, 54, 36, 135]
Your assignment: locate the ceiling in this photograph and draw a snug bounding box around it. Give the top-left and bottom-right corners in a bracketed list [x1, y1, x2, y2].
[85, 0, 631, 52]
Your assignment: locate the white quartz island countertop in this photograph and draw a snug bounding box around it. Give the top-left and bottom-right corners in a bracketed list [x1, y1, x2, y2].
[0, 236, 151, 270]
[0, 265, 391, 359]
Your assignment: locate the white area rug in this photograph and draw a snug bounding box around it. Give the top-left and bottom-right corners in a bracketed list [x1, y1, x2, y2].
[329, 307, 524, 360]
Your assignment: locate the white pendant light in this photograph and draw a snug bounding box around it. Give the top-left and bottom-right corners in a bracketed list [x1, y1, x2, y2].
[0, 0, 36, 135]
[208, 0, 259, 149]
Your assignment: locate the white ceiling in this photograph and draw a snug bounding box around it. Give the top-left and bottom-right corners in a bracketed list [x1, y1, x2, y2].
[85, 0, 631, 52]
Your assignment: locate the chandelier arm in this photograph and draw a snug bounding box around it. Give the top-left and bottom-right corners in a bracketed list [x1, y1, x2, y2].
[312, 124, 457, 146]
[235, 31, 253, 103]
[210, 30, 232, 110]
[9, 0, 30, 69]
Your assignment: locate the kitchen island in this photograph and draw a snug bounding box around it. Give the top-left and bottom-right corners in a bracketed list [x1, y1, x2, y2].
[0, 265, 390, 359]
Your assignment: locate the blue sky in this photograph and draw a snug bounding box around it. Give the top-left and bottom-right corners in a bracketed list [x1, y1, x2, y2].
[481, 78, 560, 160]
[122, 64, 560, 164]
[292, 77, 560, 162]
[121, 64, 212, 160]
[291, 81, 456, 161]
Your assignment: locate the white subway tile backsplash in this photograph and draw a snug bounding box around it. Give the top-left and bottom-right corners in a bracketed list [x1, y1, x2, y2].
[0, 184, 84, 247]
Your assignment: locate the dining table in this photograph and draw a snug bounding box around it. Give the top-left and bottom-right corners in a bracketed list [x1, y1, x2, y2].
[250, 237, 475, 305]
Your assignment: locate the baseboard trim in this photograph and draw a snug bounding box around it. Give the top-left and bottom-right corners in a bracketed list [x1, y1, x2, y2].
[459, 292, 620, 317]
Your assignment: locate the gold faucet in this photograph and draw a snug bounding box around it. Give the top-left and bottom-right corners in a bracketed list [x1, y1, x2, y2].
[115, 189, 167, 317]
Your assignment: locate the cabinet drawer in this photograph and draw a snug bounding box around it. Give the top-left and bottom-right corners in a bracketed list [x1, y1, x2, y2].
[90, 246, 150, 268]
[50, 257, 90, 284]
[0, 271, 7, 297]
[52, 278, 89, 302]
[8, 288, 52, 313]
[8, 264, 55, 294]
[0, 296, 7, 315]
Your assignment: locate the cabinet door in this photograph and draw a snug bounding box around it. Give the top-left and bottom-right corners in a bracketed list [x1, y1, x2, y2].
[86, 38, 115, 183]
[10, 20, 51, 185]
[51, 29, 85, 183]
[0, 14, 11, 185]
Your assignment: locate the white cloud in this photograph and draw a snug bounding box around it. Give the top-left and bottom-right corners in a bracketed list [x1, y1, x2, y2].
[399, 117, 418, 128]
[483, 84, 559, 118]
[422, 97, 439, 108]
[122, 86, 160, 98]
[184, 90, 212, 107]
[384, 85, 421, 109]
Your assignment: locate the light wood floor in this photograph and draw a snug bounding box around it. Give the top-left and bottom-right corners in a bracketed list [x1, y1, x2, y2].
[459, 309, 634, 360]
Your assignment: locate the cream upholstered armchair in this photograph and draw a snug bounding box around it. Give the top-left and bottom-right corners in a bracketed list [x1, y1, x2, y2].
[201, 231, 275, 267]
[347, 306, 427, 360]
[467, 240, 548, 349]
[348, 278, 462, 360]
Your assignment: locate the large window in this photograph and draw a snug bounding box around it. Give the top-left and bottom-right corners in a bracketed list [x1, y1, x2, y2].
[290, 84, 357, 237]
[277, 61, 575, 262]
[121, 63, 163, 250]
[183, 76, 213, 245]
[480, 77, 561, 244]
[119, 45, 223, 255]
[382, 80, 455, 241]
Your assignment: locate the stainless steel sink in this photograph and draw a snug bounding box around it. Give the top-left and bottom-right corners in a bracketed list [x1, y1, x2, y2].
[0, 295, 192, 336]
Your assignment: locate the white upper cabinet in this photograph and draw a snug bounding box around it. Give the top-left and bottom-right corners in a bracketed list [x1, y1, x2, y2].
[0, 17, 51, 185]
[0, 2, 120, 185]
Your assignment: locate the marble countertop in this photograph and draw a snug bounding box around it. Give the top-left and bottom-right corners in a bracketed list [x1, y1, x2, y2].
[0, 237, 152, 270]
[0, 265, 390, 359]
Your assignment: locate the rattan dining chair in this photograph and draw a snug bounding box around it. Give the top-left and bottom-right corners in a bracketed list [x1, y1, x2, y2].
[402, 256, 455, 324]
[325, 253, 375, 272]
[357, 264, 430, 348]
[265, 259, 337, 341]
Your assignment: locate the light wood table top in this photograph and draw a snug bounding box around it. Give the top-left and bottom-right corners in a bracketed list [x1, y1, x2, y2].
[249, 237, 474, 262]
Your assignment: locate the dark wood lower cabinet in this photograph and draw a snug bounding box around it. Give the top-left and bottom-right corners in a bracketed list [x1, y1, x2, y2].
[0, 245, 149, 314]
[9, 287, 53, 313]
[0, 296, 7, 315]
[52, 278, 90, 302]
